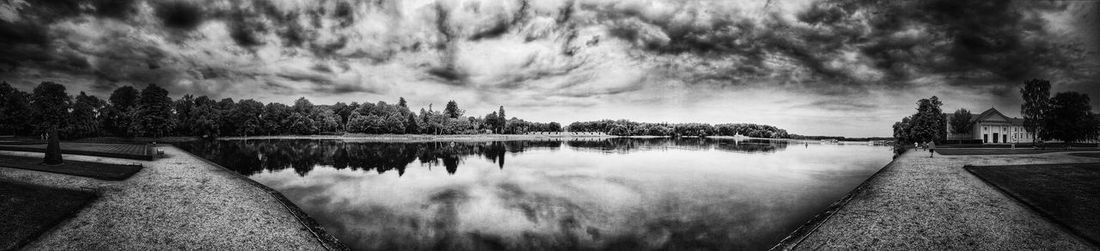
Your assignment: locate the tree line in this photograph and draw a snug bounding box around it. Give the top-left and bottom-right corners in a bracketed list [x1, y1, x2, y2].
[0, 82, 563, 139]
[566, 119, 790, 138]
[1018, 79, 1099, 143]
[893, 78, 1098, 144]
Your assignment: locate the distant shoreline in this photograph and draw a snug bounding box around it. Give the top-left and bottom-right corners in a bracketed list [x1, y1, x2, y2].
[216, 134, 870, 143]
[5, 134, 887, 144]
[218, 134, 616, 142]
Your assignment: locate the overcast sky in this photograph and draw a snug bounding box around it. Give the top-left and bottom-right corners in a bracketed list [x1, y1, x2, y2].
[1, 0, 1098, 137]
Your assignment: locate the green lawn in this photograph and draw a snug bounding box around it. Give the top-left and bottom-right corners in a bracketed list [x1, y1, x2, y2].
[0, 155, 143, 181]
[965, 163, 1100, 246]
[936, 148, 1100, 155]
[1070, 152, 1100, 158]
[0, 181, 97, 250]
[0, 142, 153, 160]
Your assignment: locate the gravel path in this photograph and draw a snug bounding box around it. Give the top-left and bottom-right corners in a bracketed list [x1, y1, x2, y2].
[0, 146, 337, 250]
[792, 150, 1099, 250]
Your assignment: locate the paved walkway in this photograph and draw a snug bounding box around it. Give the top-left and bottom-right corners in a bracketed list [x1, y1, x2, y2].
[792, 150, 1099, 250]
[0, 146, 340, 250]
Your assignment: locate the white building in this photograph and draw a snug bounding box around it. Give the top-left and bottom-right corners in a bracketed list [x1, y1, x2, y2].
[947, 108, 1035, 144]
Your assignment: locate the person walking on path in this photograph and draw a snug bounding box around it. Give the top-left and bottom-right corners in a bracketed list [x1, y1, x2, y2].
[928, 141, 936, 158]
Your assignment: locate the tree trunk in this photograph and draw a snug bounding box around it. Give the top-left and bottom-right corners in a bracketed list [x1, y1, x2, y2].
[43, 126, 63, 165]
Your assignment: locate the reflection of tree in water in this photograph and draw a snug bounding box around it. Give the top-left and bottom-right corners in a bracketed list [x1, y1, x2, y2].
[566, 138, 788, 154]
[178, 139, 564, 176]
[177, 138, 786, 176]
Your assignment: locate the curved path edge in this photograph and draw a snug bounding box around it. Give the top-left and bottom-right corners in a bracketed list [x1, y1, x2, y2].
[769, 152, 901, 251]
[169, 145, 349, 251]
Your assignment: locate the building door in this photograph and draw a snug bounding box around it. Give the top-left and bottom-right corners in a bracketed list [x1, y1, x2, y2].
[984, 134, 988, 143]
[993, 133, 999, 143]
[1003, 134, 1007, 143]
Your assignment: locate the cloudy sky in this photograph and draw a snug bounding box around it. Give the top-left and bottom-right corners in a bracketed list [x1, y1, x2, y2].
[1, 0, 1098, 137]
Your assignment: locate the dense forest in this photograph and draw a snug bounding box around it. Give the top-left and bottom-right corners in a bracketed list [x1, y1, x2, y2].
[567, 119, 790, 138]
[0, 82, 561, 139]
[1, 81, 796, 139]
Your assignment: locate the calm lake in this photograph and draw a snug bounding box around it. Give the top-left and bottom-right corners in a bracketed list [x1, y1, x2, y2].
[177, 138, 892, 251]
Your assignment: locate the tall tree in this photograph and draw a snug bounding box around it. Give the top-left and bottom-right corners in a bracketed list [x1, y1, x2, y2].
[173, 95, 196, 136]
[405, 112, 420, 134]
[314, 108, 342, 133]
[907, 96, 946, 143]
[1020, 79, 1051, 143]
[262, 102, 292, 135]
[893, 116, 913, 143]
[216, 98, 238, 136]
[419, 108, 431, 133]
[0, 82, 32, 135]
[192, 96, 221, 138]
[346, 113, 368, 133]
[398, 97, 408, 108]
[131, 84, 174, 138]
[497, 106, 506, 133]
[1042, 92, 1098, 143]
[548, 122, 562, 132]
[30, 82, 71, 135]
[293, 97, 314, 114]
[102, 86, 140, 136]
[287, 112, 318, 135]
[384, 113, 406, 134]
[234, 99, 265, 136]
[949, 108, 973, 134]
[444, 100, 463, 118]
[108, 86, 140, 110]
[332, 102, 351, 126]
[67, 92, 105, 138]
[484, 112, 499, 133]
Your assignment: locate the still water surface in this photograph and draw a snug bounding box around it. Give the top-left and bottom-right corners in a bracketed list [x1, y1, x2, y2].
[178, 138, 891, 251]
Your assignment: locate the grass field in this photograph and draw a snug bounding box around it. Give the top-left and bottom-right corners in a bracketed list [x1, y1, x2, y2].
[0, 181, 96, 250]
[935, 148, 1100, 155]
[965, 163, 1100, 246]
[0, 155, 143, 181]
[0, 143, 153, 160]
[1069, 152, 1100, 158]
[939, 143, 1100, 149]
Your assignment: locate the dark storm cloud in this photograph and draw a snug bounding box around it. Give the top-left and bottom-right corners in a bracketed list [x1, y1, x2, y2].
[0, 0, 1095, 116]
[853, 1, 1059, 83]
[227, 10, 268, 48]
[155, 1, 205, 30]
[790, 99, 877, 111]
[0, 21, 50, 69]
[591, 0, 1093, 95]
[94, 0, 139, 20]
[426, 67, 468, 85]
[468, 0, 531, 41]
[332, 1, 355, 28]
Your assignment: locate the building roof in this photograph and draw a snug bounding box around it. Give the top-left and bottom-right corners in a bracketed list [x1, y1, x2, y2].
[945, 107, 1029, 126]
[972, 108, 1024, 125]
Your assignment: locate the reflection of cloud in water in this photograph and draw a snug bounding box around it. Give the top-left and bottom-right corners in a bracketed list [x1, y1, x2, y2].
[264, 167, 644, 250]
[183, 139, 891, 250]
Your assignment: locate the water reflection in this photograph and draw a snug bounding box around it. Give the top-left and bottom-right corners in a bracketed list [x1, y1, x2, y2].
[178, 138, 788, 176]
[177, 138, 885, 251]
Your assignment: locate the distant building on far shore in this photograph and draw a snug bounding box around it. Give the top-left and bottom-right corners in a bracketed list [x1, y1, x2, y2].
[946, 108, 1035, 144]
